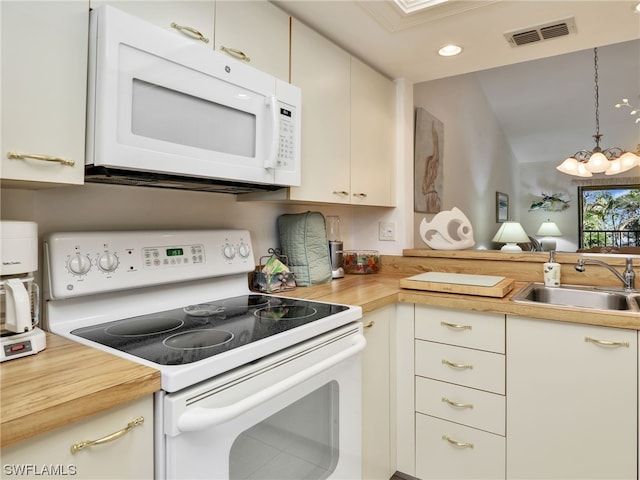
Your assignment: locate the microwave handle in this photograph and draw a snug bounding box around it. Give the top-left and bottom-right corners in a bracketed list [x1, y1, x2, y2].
[176, 334, 366, 433]
[265, 95, 279, 170]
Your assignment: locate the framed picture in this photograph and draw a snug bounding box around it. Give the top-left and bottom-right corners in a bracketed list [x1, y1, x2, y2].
[496, 192, 509, 222]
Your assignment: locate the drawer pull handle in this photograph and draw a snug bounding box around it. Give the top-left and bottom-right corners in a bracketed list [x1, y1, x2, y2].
[170, 22, 209, 43]
[585, 336, 629, 348]
[219, 46, 251, 62]
[442, 359, 473, 370]
[442, 435, 474, 449]
[7, 152, 75, 167]
[442, 397, 473, 409]
[440, 321, 472, 331]
[71, 416, 144, 454]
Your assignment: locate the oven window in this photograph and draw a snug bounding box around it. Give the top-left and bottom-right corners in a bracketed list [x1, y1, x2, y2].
[131, 79, 256, 158]
[229, 381, 339, 480]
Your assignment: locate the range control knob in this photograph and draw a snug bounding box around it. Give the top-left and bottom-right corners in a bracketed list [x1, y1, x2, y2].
[238, 242, 251, 259]
[222, 243, 236, 260]
[67, 253, 91, 276]
[97, 252, 119, 273]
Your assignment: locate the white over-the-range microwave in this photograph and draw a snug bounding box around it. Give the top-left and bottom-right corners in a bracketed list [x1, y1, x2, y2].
[85, 5, 301, 194]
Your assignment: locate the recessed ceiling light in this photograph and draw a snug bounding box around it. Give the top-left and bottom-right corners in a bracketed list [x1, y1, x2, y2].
[635, 2, 640, 13]
[438, 44, 463, 56]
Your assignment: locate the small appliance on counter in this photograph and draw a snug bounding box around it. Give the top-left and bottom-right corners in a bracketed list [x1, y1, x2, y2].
[327, 216, 344, 279]
[0, 221, 46, 361]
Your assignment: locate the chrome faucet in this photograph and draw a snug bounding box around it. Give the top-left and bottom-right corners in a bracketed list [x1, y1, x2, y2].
[575, 257, 636, 292]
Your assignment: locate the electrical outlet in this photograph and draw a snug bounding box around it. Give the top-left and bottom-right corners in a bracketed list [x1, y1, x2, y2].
[378, 221, 396, 241]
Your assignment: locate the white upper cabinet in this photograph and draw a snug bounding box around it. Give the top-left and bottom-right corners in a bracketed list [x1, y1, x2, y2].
[288, 19, 396, 206]
[214, 0, 290, 82]
[289, 18, 351, 204]
[350, 57, 395, 207]
[1, 1, 89, 186]
[90, 1, 214, 46]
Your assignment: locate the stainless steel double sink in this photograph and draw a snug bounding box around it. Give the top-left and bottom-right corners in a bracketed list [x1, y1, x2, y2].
[512, 283, 640, 312]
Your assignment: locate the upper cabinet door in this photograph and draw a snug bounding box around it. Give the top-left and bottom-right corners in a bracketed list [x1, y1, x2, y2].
[289, 18, 351, 204]
[214, 0, 290, 82]
[90, 1, 214, 45]
[350, 58, 396, 207]
[1, 1, 89, 186]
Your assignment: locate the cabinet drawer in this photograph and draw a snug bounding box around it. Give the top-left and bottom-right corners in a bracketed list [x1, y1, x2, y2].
[2, 396, 153, 479]
[416, 340, 505, 394]
[416, 377, 505, 435]
[415, 305, 505, 353]
[416, 413, 505, 480]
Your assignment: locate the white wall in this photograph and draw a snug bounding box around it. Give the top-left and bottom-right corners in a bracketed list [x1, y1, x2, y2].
[518, 160, 579, 252]
[413, 73, 519, 249]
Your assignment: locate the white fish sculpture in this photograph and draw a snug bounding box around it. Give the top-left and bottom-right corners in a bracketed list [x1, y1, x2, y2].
[419, 207, 475, 250]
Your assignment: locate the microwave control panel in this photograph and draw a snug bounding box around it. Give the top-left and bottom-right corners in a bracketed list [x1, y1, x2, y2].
[277, 105, 296, 170]
[44, 230, 254, 299]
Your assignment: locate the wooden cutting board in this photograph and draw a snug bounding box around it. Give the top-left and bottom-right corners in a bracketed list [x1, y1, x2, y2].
[400, 272, 515, 298]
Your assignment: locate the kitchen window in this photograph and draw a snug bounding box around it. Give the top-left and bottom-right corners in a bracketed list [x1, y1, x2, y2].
[578, 185, 640, 249]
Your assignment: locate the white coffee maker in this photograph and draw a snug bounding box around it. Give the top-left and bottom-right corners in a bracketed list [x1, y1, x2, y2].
[1, 221, 46, 361]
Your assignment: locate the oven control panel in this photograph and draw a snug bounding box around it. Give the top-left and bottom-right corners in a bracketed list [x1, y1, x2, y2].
[44, 230, 254, 299]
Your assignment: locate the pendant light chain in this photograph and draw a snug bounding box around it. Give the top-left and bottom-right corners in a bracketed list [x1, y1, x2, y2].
[593, 47, 601, 149]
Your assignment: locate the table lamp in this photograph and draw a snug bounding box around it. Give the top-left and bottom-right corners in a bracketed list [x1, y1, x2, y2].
[492, 221, 530, 252]
[536, 220, 562, 251]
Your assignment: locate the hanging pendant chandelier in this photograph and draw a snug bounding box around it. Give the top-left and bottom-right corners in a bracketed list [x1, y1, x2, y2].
[556, 47, 640, 177]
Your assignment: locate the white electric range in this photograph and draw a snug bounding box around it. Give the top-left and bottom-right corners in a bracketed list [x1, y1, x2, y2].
[43, 229, 364, 480]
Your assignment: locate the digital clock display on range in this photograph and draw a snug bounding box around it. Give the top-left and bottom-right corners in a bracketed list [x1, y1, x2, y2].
[166, 248, 184, 257]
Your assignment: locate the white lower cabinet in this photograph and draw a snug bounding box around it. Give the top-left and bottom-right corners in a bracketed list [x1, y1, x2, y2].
[1, 396, 154, 479]
[361, 305, 395, 480]
[416, 414, 505, 480]
[506, 316, 638, 480]
[414, 305, 506, 480]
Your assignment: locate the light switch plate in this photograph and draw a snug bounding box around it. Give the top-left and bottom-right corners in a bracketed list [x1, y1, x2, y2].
[379, 221, 396, 241]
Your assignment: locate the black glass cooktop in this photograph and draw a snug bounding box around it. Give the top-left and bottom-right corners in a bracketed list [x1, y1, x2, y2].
[72, 295, 348, 365]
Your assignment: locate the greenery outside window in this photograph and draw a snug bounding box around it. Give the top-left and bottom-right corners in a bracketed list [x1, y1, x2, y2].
[578, 185, 640, 249]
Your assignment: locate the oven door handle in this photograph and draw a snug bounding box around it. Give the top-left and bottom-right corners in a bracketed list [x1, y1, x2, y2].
[177, 334, 366, 432]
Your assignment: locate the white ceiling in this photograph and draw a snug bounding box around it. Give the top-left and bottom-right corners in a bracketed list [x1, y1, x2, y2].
[272, 0, 640, 165]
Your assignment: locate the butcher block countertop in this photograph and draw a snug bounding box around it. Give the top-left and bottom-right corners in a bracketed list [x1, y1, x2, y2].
[3, 249, 638, 448]
[279, 273, 640, 330]
[0, 333, 160, 448]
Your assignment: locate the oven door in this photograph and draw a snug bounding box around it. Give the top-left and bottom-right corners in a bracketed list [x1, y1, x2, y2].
[88, 5, 291, 186]
[160, 323, 365, 480]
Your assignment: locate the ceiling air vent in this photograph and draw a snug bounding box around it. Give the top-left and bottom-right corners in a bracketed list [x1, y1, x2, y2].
[504, 17, 576, 47]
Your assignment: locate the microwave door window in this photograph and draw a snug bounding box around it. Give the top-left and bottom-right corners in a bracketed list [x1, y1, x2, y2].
[131, 79, 256, 158]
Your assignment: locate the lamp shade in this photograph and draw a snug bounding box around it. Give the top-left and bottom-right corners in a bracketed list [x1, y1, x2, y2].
[536, 221, 562, 237]
[536, 220, 562, 251]
[492, 221, 529, 252]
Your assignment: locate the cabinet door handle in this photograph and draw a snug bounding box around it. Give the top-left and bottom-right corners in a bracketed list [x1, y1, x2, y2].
[440, 321, 472, 331]
[442, 435, 474, 449]
[585, 336, 630, 348]
[353, 192, 368, 198]
[170, 22, 209, 43]
[364, 321, 375, 329]
[70, 416, 144, 454]
[332, 191, 349, 197]
[7, 152, 74, 167]
[442, 359, 473, 370]
[219, 46, 251, 62]
[442, 397, 474, 409]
